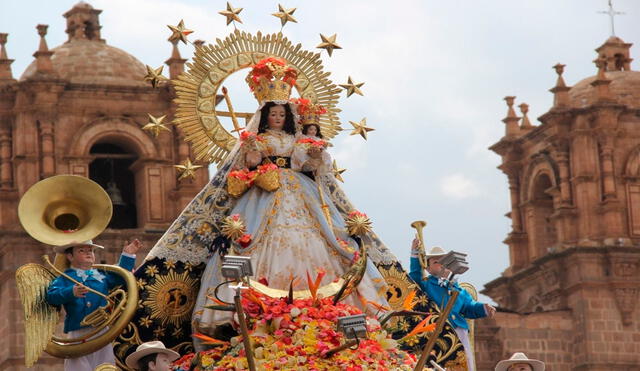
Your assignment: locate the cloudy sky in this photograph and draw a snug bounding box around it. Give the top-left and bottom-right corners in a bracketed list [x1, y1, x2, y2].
[3, 0, 638, 302]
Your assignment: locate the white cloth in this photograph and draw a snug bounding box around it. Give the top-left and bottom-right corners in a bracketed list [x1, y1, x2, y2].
[454, 327, 475, 371]
[64, 327, 115, 371]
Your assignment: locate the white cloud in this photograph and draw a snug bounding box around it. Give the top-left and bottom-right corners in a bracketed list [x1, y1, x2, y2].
[439, 173, 481, 199]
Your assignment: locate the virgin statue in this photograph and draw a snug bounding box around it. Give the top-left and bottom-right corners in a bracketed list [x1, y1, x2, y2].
[118, 54, 465, 368]
[191, 58, 389, 334]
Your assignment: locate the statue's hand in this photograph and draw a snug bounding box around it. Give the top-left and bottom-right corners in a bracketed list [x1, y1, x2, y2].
[308, 147, 322, 159]
[246, 150, 262, 168]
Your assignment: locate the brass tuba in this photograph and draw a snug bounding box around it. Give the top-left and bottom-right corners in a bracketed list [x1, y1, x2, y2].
[15, 175, 138, 366]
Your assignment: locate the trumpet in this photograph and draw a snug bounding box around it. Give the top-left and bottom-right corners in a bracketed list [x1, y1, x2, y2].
[410, 220, 429, 280]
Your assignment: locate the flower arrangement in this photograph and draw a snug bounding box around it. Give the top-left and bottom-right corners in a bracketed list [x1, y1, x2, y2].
[345, 210, 372, 237]
[296, 137, 328, 148]
[247, 57, 297, 88]
[172, 288, 418, 371]
[227, 169, 257, 198]
[240, 130, 264, 144]
[228, 169, 258, 185]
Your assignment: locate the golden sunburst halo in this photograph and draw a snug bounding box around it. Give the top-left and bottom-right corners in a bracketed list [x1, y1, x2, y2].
[172, 29, 343, 164]
[142, 270, 198, 328]
[378, 265, 417, 311]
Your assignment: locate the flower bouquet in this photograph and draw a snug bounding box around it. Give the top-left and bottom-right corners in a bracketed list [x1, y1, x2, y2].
[227, 169, 257, 198]
[254, 163, 280, 192]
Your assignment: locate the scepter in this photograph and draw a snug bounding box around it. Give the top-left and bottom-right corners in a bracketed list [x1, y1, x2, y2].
[221, 86, 244, 134]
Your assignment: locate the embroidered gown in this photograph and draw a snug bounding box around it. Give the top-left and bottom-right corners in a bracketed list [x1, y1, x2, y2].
[193, 129, 388, 333]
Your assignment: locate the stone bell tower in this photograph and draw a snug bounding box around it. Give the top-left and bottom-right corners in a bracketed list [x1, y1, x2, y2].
[477, 36, 640, 370]
[0, 2, 209, 369]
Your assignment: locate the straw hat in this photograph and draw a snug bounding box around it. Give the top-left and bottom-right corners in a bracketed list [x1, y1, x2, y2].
[425, 246, 448, 259]
[125, 341, 180, 370]
[53, 240, 104, 254]
[495, 352, 545, 371]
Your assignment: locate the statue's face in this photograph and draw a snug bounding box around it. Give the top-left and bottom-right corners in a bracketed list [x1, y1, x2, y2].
[306, 125, 317, 136]
[148, 353, 172, 371]
[507, 363, 534, 371]
[267, 105, 286, 130]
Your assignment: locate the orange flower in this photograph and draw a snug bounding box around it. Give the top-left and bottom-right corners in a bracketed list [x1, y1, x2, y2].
[401, 289, 418, 311]
[401, 315, 435, 340]
[193, 333, 230, 346]
[306, 268, 326, 300]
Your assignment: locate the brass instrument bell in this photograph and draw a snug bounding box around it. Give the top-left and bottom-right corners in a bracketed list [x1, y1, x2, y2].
[18, 175, 113, 246]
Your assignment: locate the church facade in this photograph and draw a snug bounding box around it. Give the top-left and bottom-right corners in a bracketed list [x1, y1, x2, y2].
[0, 3, 209, 369]
[477, 37, 640, 370]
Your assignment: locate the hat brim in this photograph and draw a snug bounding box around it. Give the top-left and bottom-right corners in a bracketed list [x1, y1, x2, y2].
[53, 242, 104, 254]
[125, 348, 180, 369]
[425, 253, 447, 259]
[495, 359, 545, 371]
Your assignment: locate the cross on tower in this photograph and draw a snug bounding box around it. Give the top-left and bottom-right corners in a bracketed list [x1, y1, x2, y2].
[598, 0, 625, 37]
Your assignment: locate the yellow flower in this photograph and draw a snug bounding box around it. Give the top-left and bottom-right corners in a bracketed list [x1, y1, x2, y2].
[163, 260, 176, 270]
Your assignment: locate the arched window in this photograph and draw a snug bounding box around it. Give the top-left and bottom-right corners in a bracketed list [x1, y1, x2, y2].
[529, 174, 557, 259]
[89, 142, 138, 229]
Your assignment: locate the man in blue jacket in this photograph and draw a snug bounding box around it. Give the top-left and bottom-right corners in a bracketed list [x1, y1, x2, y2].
[408, 239, 495, 371]
[46, 239, 141, 371]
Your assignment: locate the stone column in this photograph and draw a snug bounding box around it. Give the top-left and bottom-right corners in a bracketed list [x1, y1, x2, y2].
[0, 125, 12, 189]
[38, 120, 55, 177]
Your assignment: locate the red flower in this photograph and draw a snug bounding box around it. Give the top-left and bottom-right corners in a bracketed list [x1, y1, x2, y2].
[236, 233, 252, 248]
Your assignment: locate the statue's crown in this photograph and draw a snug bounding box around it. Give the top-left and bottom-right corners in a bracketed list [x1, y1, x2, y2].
[291, 98, 327, 125]
[246, 57, 297, 104]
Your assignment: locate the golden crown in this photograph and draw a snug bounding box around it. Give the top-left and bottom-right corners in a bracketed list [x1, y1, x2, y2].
[246, 57, 297, 104]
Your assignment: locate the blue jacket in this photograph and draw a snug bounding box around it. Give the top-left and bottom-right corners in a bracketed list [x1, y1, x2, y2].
[46, 254, 135, 333]
[409, 257, 486, 330]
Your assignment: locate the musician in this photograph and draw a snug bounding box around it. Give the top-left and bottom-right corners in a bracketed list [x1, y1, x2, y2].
[409, 240, 496, 371]
[46, 239, 141, 371]
[125, 341, 180, 371]
[495, 352, 545, 371]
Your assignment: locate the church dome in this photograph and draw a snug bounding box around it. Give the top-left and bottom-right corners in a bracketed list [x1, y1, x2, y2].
[20, 39, 147, 87]
[569, 70, 640, 109]
[20, 2, 147, 87]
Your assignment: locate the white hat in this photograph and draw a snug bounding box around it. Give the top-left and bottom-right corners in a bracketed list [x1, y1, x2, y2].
[125, 341, 180, 370]
[425, 246, 448, 259]
[495, 352, 545, 371]
[53, 240, 104, 254]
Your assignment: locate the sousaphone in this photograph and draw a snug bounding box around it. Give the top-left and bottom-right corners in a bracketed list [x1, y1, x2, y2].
[15, 175, 139, 366]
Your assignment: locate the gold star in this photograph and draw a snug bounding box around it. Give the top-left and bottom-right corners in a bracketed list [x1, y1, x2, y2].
[316, 33, 342, 57]
[167, 19, 193, 44]
[142, 114, 171, 138]
[349, 118, 375, 140]
[175, 158, 203, 181]
[219, 2, 243, 25]
[332, 160, 347, 183]
[143, 65, 167, 88]
[272, 4, 297, 27]
[339, 76, 365, 97]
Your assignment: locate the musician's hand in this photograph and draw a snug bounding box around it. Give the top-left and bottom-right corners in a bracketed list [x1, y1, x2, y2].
[484, 304, 496, 318]
[73, 284, 89, 298]
[123, 239, 142, 255]
[411, 238, 421, 257]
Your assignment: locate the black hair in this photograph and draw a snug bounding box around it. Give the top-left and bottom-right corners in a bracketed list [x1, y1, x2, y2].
[302, 123, 323, 138]
[138, 353, 158, 371]
[258, 102, 296, 135]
